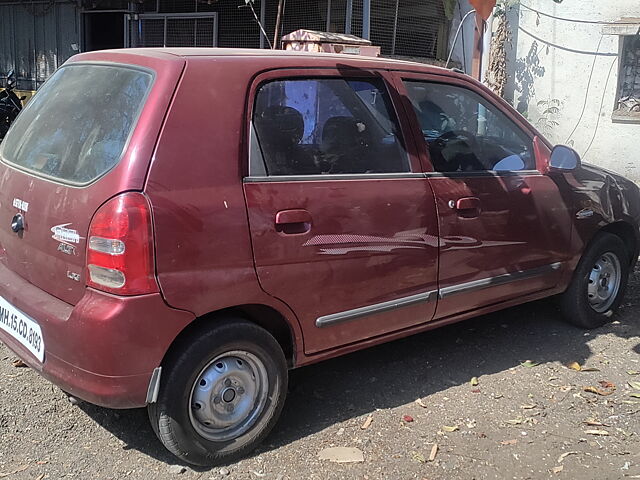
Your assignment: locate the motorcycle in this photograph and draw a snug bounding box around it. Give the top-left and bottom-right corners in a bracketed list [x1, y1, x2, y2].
[0, 70, 26, 141]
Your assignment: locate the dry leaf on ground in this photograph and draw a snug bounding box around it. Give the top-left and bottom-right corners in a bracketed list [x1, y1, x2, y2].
[567, 361, 581, 371]
[428, 444, 438, 462]
[557, 451, 579, 463]
[500, 439, 518, 445]
[318, 447, 364, 463]
[442, 425, 459, 432]
[361, 414, 373, 430]
[415, 398, 428, 408]
[0, 466, 29, 478]
[11, 359, 26, 368]
[520, 360, 539, 368]
[584, 419, 606, 426]
[470, 377, 479, 386]
[412, 451, 426, 463]
[628, 381, 640, 390]
[552, 465, 564, 474]
[583, 384, 615, 396]
[584, 429, 610, 436]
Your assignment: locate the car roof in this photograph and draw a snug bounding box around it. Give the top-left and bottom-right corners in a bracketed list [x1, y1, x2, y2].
[75, 47, 457, 76]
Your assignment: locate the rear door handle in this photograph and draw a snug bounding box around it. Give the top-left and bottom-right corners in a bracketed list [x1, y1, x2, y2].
[275, 209, 312, 235]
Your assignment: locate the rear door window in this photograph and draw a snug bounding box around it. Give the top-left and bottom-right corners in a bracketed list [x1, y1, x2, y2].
[0, 64, 153, 185]
[251, 78, 409, 176]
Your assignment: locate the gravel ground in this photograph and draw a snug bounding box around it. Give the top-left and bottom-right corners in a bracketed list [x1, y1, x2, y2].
[1, 266, 639, 480]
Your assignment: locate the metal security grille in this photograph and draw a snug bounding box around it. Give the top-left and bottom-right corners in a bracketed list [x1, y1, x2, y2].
[1, 0, 452, 93]
[134, 0, 449, 60]
[617, 36, 640, 109]
[349, 0, 364, 37]
[148, 0, 262, 48]
[369, 0, 449, 59]
[132, 14, 218, 47]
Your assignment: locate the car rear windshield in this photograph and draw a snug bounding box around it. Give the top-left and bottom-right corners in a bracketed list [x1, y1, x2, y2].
[0, 64, 153, 185]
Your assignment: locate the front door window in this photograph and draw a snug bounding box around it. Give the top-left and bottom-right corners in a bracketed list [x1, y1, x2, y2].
[404, 81, 534, 173]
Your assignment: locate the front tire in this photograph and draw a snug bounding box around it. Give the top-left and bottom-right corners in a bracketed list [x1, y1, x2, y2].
[560, 232, 630, 329]
[148, 318, 288, 466]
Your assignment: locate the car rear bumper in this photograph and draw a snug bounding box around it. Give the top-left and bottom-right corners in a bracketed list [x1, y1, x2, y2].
[0, 261, 194, 408]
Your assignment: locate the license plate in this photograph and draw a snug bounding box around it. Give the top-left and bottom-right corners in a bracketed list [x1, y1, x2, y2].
[0, 295, 44, 362]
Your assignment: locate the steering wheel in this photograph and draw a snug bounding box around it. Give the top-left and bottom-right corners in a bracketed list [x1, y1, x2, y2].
[431, 130, 483, 172]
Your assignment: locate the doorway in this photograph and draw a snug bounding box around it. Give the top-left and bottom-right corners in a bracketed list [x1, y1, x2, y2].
[83, 12, 126, 51]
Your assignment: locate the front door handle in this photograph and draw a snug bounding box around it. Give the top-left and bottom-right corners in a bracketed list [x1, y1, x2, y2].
[275, 209, 312, 235]
[455, 197, 481, 211]
[452, 197, 481, 218]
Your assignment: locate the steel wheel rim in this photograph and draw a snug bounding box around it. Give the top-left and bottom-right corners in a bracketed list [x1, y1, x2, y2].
[587, 252, 622, 313]
[188, 350, 269, 442]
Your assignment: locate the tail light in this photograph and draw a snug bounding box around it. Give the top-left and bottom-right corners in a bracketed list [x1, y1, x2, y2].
[86, 192, 158, 295]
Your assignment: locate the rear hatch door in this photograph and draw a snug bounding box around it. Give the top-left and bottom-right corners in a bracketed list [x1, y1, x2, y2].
[0, 51, 184, 305]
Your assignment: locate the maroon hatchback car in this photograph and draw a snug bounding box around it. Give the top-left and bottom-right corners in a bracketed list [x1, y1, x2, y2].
[0, 48, 638, 466]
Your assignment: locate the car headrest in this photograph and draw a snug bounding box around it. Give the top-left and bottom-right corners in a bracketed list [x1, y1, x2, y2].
[255, 105, 304, 147]
[321, 116, 366, 151]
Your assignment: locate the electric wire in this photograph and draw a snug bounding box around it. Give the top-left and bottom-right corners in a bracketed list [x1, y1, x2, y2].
[457, 0, 468, 71]
[520, 3, 640, 26]
[446, 9, 476, 69]
[564, 34, 604, 144]
[244, 0, 273, 49]
[582, 56, 618, 160]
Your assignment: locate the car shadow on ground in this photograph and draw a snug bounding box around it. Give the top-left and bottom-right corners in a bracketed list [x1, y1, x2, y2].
[79, 266, 640, 467]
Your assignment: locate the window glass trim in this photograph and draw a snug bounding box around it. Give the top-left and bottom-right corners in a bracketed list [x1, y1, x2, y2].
[424, 169, 541, 178]
[244, 172, 425, 183]
[243, 170, 541, 183]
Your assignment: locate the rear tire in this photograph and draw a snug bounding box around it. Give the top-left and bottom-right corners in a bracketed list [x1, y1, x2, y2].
[148, 318, 288, 466]
[560, 233, 629, 329]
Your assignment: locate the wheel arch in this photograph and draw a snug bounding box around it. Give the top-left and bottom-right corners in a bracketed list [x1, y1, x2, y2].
[160, 304, 297, 372]
[599, 220, 639, 266]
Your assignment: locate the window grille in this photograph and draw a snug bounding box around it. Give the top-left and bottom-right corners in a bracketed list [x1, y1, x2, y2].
[132, 14, 218, 47]
[614, 35, 640, 120]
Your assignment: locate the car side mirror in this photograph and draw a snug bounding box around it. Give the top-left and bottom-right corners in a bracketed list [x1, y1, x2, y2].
[549, 145, 581, 171]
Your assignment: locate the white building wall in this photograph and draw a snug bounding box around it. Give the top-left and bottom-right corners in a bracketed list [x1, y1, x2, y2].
[504, 0, 640, 183]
